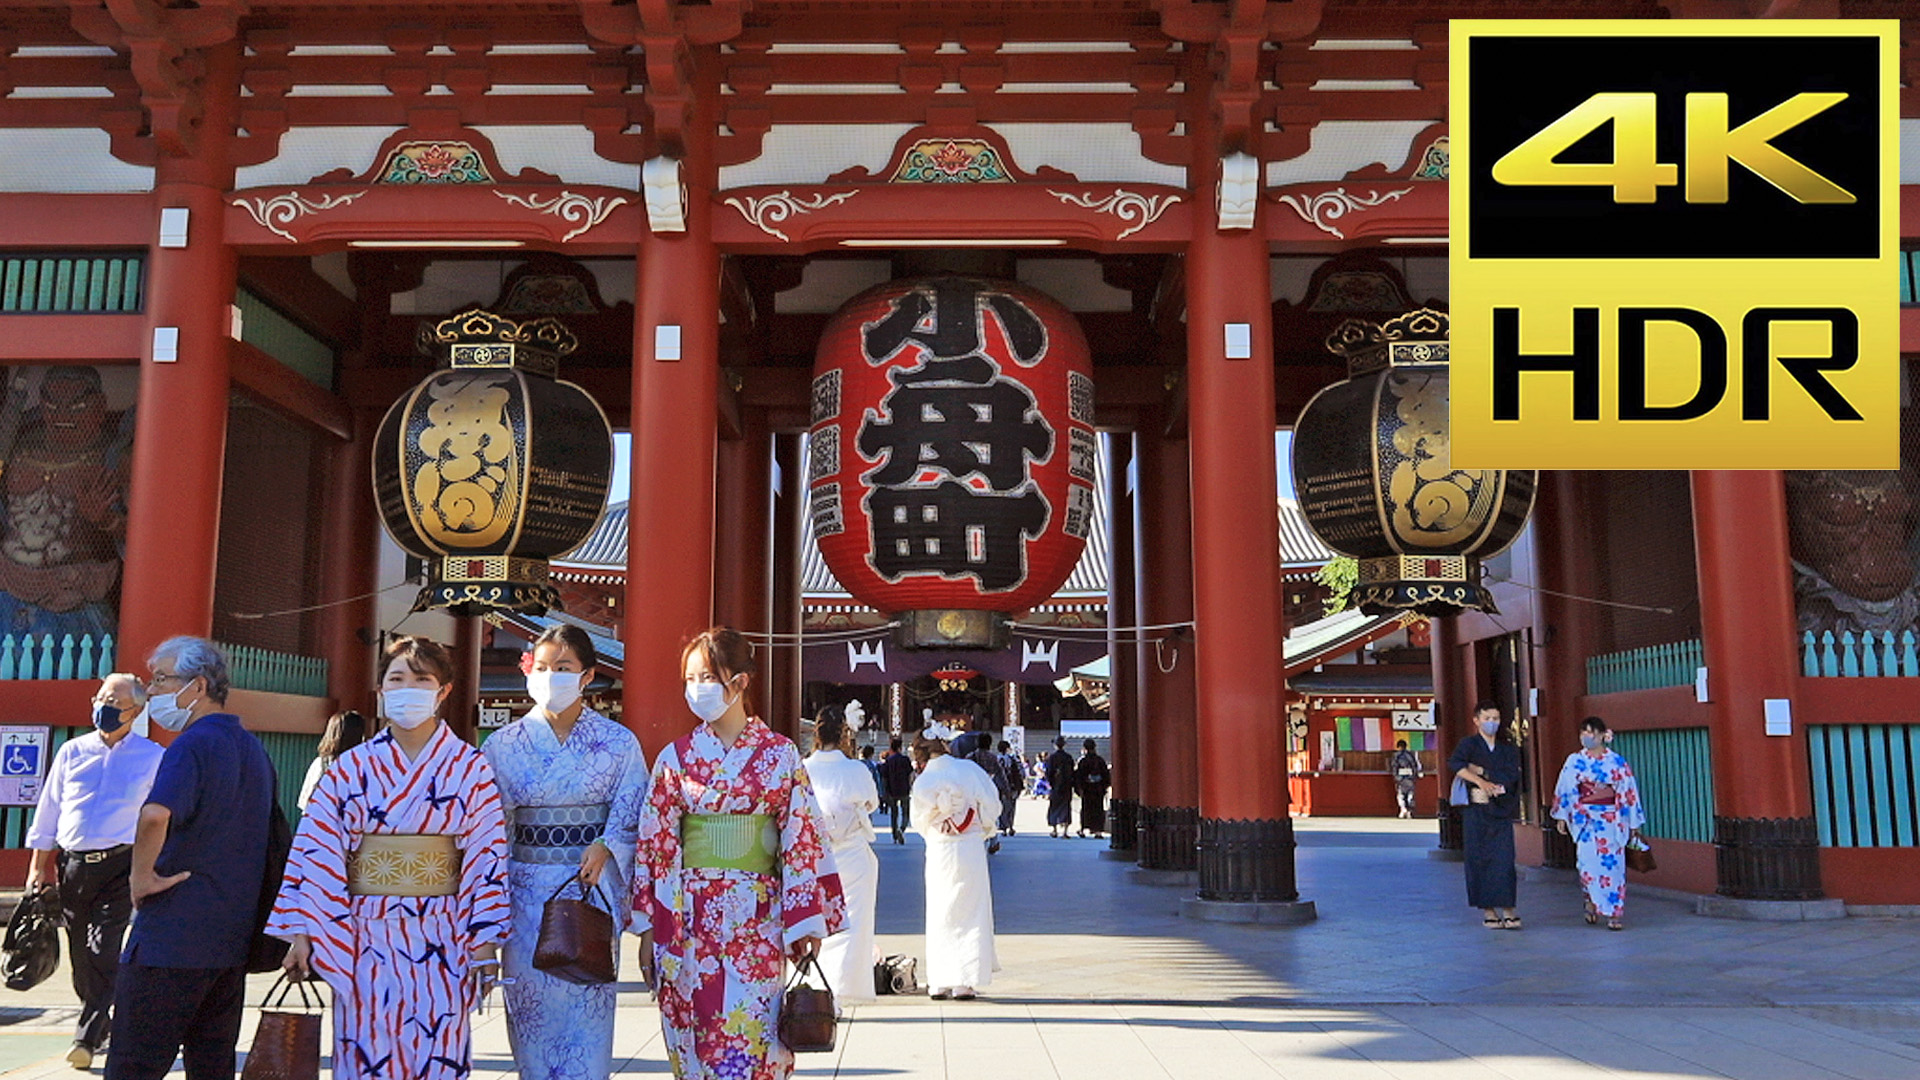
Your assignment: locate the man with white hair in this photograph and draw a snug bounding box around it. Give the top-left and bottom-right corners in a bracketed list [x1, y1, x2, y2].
[25, 672, 164, 1071]
[107, 636, 275, 1080]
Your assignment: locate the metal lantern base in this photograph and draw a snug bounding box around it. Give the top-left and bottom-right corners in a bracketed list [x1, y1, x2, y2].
[1714, 815, 1825, 901]
[892, 609, 1010, 649]
[417, 556, 560, 617]
[1136, 805, 1199, 872]
[1196, 817, 1300, 904]
[1109, 798, 1140, 854]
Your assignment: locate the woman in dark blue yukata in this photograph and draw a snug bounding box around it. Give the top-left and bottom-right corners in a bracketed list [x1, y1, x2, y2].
[1448, 700, 1525, 929]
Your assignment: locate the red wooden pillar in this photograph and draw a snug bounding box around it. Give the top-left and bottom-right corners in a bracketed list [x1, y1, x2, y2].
[1691, 470, 1823, 900]
[714, 408, 773, 725]
[623, 137, 720, 757]
[1429, 612, 1472, 852]
[1105, 431, 1140, 855]
[117, 44, 241, 676]
[1528, 471, 1601, 862]
[1132, 415, 1199, 872]
[314, 411, 379, 713]
[768, 432, 805, 740]
[1182, 147, 1307, 918]
[445, 615, 481, 743]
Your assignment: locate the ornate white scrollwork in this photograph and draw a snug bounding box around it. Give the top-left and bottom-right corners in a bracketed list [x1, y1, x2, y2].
[721, 190, 858, 241]
[492, 190, 630, 242]
[1216, 151, 1260, 231]
[1046, 188, 1183, 239]
[231, 190, 369, 242]
[642, 156, 687, 233]
[1274, 186, 1415, 239]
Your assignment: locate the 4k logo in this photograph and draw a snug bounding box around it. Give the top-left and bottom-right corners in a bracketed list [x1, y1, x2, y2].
[1450, 20, 1898, 471]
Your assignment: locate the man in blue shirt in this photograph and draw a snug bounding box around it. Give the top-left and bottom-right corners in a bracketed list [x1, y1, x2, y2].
[107, 637, 275, 1080]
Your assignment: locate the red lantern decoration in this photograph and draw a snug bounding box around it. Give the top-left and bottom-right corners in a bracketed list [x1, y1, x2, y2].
[809, 277, 1095, 647]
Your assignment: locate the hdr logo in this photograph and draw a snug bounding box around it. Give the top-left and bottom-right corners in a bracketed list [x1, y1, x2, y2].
[1450, 20, 1899, 470]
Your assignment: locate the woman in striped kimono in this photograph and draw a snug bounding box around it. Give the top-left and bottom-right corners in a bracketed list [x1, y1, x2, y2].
[269, 636, 510, 1080]
[485, 623, 648, 1080]
[633, 627, 845, 1080]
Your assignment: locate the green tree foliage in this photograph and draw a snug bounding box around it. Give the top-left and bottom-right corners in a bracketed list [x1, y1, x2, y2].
[1315, 557, 1359, 617]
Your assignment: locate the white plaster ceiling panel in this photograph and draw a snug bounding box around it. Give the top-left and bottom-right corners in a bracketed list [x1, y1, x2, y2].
[0, 129, 153, 192]
[774, 259, 893, 314]
[1264, 120, 1437, 187]
[473, 126, 640, 188]
[988, 123, 1185, 187]
[390, 259, 523, 315]
[1016, 258, 1134, 312]
[234, 126, 401, 189]
[718, 124, 917, 189]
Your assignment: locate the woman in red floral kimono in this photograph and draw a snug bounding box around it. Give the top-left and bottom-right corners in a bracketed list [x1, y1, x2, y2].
[633, 627, 845, 1080]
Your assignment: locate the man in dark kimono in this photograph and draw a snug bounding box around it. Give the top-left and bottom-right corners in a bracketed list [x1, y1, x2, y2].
[1073, 740, 1110, 838]
[880, 736, 916, 844]
[1043, 737, 1076, 839]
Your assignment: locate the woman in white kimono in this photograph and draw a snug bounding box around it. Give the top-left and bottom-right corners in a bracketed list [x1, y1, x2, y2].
[803, 704, 879, 1006]
[271, 637, 510, 1080]
[1552, 716, 1648, 931]
[910, 732, 1001, 1001]
[484, 622, 648, 1080]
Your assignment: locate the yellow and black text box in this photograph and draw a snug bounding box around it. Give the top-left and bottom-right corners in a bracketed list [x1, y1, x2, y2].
[1450, 20, 1898, 470]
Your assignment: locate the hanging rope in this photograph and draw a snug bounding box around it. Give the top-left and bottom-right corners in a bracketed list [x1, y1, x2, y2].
[1482, 576, 1677, 615]
[229, 581, 416, 621]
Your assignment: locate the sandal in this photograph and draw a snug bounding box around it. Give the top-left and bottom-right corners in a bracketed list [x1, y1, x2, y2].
[1482, 912, 1502, 928]
[1583, 900, 1598, 926]
[1501, 915, 1524, 930]
[1607, 918, 1624, 931]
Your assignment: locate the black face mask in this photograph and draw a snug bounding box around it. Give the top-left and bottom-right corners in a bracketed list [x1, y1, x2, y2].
[92, 703, 123, 734]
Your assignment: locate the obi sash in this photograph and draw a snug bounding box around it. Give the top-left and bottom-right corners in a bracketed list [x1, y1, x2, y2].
[347, 834, 461, 897]
[511, 804, 610, 866]
[682, 813, 778, 875]
[1576, 779, 1619, 806]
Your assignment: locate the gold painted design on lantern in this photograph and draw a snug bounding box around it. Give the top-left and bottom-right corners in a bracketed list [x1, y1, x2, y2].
[413, 373, 520, 549]
[1386, 371, 1498, 549]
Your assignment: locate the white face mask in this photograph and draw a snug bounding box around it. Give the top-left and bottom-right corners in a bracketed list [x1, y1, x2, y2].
[527, 670, 583, 714]
[1580, 732, 1604, 749]
[382, 687, 439, 730]
[147, 690, 193, 732]
[685, 679, 735, 723]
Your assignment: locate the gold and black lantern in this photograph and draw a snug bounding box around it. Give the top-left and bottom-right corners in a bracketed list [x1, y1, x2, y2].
[1291, 309, 1535, 616]
[373, 309, 614, 615]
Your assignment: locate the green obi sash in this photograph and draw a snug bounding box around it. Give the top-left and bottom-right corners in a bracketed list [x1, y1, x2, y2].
[682, 813, 779, 874]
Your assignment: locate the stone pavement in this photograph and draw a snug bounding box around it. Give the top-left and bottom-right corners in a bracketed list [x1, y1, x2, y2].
[4, 802, 1919, 1078]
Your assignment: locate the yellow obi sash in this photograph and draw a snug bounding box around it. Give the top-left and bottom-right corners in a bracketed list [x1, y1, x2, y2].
[682, 814, 778, 874]
[347, 834, 461, 897]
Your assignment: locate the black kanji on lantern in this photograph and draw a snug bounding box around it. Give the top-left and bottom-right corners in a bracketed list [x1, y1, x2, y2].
[857, 379, 1052, 490]
[862, 278, 1048, 370]
[857, 277, 1057, 593]
[868, 482, 1048, 591]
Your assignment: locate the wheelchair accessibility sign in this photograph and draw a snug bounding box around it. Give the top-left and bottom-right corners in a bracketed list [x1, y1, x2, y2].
[0, 726, 50, 807]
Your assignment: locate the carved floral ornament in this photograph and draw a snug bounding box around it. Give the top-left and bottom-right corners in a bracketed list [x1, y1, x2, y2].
[1274, 187, 1415, 240]
[232, 190, 369, 242]
[1046, 189, 1182, 239]
[491, 190, 629, 242]
[723, 190, 860, 241]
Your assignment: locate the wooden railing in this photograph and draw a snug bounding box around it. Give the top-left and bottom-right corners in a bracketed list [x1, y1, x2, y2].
[1802, 630, 1920, 677]
[1585, 639, 1704, 696]
[218, 642, 329, 698]
[2, 252, 143, 312]
[1809, 723, 1920, 847]
[0, 632, 116, 680]
[1611, 727, 1716, 843]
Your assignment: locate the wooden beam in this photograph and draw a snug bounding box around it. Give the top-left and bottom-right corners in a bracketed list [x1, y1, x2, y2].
[0, 316, 144, 362]
[229, 339, 354, 440]
[237, 256, 359, 348]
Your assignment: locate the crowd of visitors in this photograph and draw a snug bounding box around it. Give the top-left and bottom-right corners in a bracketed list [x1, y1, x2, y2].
[15, 627, 1651, 1080]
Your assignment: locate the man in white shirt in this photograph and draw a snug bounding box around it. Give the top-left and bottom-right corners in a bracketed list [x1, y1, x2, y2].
[25, 673, 165, 1071]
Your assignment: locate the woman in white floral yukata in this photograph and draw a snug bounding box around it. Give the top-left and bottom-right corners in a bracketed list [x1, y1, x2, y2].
[1552, 715, 1648, 931]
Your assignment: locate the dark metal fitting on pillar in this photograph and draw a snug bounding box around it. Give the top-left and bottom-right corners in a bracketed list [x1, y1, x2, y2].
[1713, 816, 1825, 901]
[1136, 805, 1199, 872]
[1109, 798, 1139, 853]
[1196, 817, 1299, 904]
[1436, 801, 1464, 851]
[1541, 806, 1577, 870]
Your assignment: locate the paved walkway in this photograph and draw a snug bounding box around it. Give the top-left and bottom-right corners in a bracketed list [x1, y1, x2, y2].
[4, 803, 1918, 1078]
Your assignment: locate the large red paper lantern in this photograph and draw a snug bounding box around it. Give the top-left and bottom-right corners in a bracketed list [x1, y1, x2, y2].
[809, 276, 1095, 647]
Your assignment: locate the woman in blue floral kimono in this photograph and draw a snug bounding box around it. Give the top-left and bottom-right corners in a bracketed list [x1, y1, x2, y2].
[484, 623, 648, 1080]
[1552, 716, 1648, 931]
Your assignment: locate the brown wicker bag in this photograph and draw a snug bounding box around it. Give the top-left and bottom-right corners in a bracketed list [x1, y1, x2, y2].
[533, 877, 618, 985]
[778, 955, 837, 1053]
[240, 973, 323, 1080]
